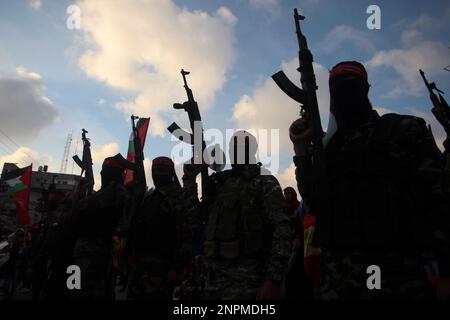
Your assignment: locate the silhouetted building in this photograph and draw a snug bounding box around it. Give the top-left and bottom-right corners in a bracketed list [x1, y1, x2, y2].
[0, 162, 80, 233]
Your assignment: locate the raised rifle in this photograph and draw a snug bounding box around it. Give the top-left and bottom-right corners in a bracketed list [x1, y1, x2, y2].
[419, 69, 450, 136]
[167, 69, 210, 200]
[272, 9, 332, 245]
[72, 128, 94, 197]
[130, 115, 147, 190]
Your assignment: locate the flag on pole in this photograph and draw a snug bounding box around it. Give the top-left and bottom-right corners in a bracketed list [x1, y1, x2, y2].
[124, 117, 150, 185]
[1, 165, 32, 225]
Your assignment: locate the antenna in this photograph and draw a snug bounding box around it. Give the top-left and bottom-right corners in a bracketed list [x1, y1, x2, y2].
[60, 133, 73, 174]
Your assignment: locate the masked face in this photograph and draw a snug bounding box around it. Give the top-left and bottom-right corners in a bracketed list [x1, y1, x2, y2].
[229, 131, 258, 167]
[284, 191, 294, 202]
[283, 187, 297, 202]
[327, 61, 372, 130]
[151, 161, 176, 189]
[100, 167, 124, 188]
[329, 75, 372, 128]
[152, 172, 174, 188]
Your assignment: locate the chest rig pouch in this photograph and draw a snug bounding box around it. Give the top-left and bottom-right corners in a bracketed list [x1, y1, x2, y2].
[204, 167, 267, 260]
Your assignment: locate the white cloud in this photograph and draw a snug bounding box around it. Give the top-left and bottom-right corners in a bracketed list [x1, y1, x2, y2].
[400, 29, 421, 47]
[0, 67, 59, 143]
[217, 6, 237, 25]
[367, 10, 450, 98]
[16, 67, 41, 80]
[366, 41, 449, 97]
[97, 98, 106, 106]
[76, 0, 236, 136]
[90, 143, 120, 165]
[27, 0, 42, 10]
[274, 163, 297, 192]
[233, 58, 330, 156]
[0, 147, 55, 170]
[92, 172, 101, 191]
[319, 25, 376, 54]
[374, 106, 395, 116]
[394, 11, 450, 46]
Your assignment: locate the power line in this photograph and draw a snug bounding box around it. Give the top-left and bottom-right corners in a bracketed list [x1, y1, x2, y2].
[0, 137, 34, 166]
[0, 138, 17, 155]
[0, 128, 40, 165]
[0, 143, 14, 157]
[0, 141, 23, 165]
[0, 129, 39, 164]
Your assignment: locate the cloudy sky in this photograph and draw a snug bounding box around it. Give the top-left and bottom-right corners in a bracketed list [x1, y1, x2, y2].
[0, 0, 449, 191]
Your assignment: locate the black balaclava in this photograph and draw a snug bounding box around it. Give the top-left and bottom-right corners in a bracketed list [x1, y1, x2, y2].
[152, 156, 177, 189]
[229, 130, 258, 171]
[329, 61, 373, 129]
[101, 157, 125, 188]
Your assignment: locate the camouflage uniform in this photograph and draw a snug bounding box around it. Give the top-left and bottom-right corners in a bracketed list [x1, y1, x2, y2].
[127, 156, 199, 300]
[39, 209, 77, 300]
[71, 182, 129, 300]
[187, 164, 293, 300]
[28, 193, 74, 300]
[296, 111, 450, 299]
[127, 182, 197, 299]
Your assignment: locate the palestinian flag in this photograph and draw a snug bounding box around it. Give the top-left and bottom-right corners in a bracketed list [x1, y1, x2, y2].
[303, 213, 321, 289]
[1, 165, 32, 225]
[124, 117, 150, 185]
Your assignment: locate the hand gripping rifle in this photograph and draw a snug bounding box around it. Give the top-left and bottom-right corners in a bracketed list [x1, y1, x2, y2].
[272, 9, 332, 245]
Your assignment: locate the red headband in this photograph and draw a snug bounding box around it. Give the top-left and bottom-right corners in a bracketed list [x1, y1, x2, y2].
[330, 64, 368, 81]
[284, 187, 297, 195]
[102, 158, 124, 169]
[152, 157, 174, 169]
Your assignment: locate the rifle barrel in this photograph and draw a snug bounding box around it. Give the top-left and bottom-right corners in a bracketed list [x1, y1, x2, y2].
[419, 69, 430, 88]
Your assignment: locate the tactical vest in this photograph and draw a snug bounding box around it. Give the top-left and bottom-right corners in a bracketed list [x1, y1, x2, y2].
[134, 183, 191, 266]
[73, 182, 126, 239]
[203, 166, 271, 260]
[314, 112, 443, 249]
